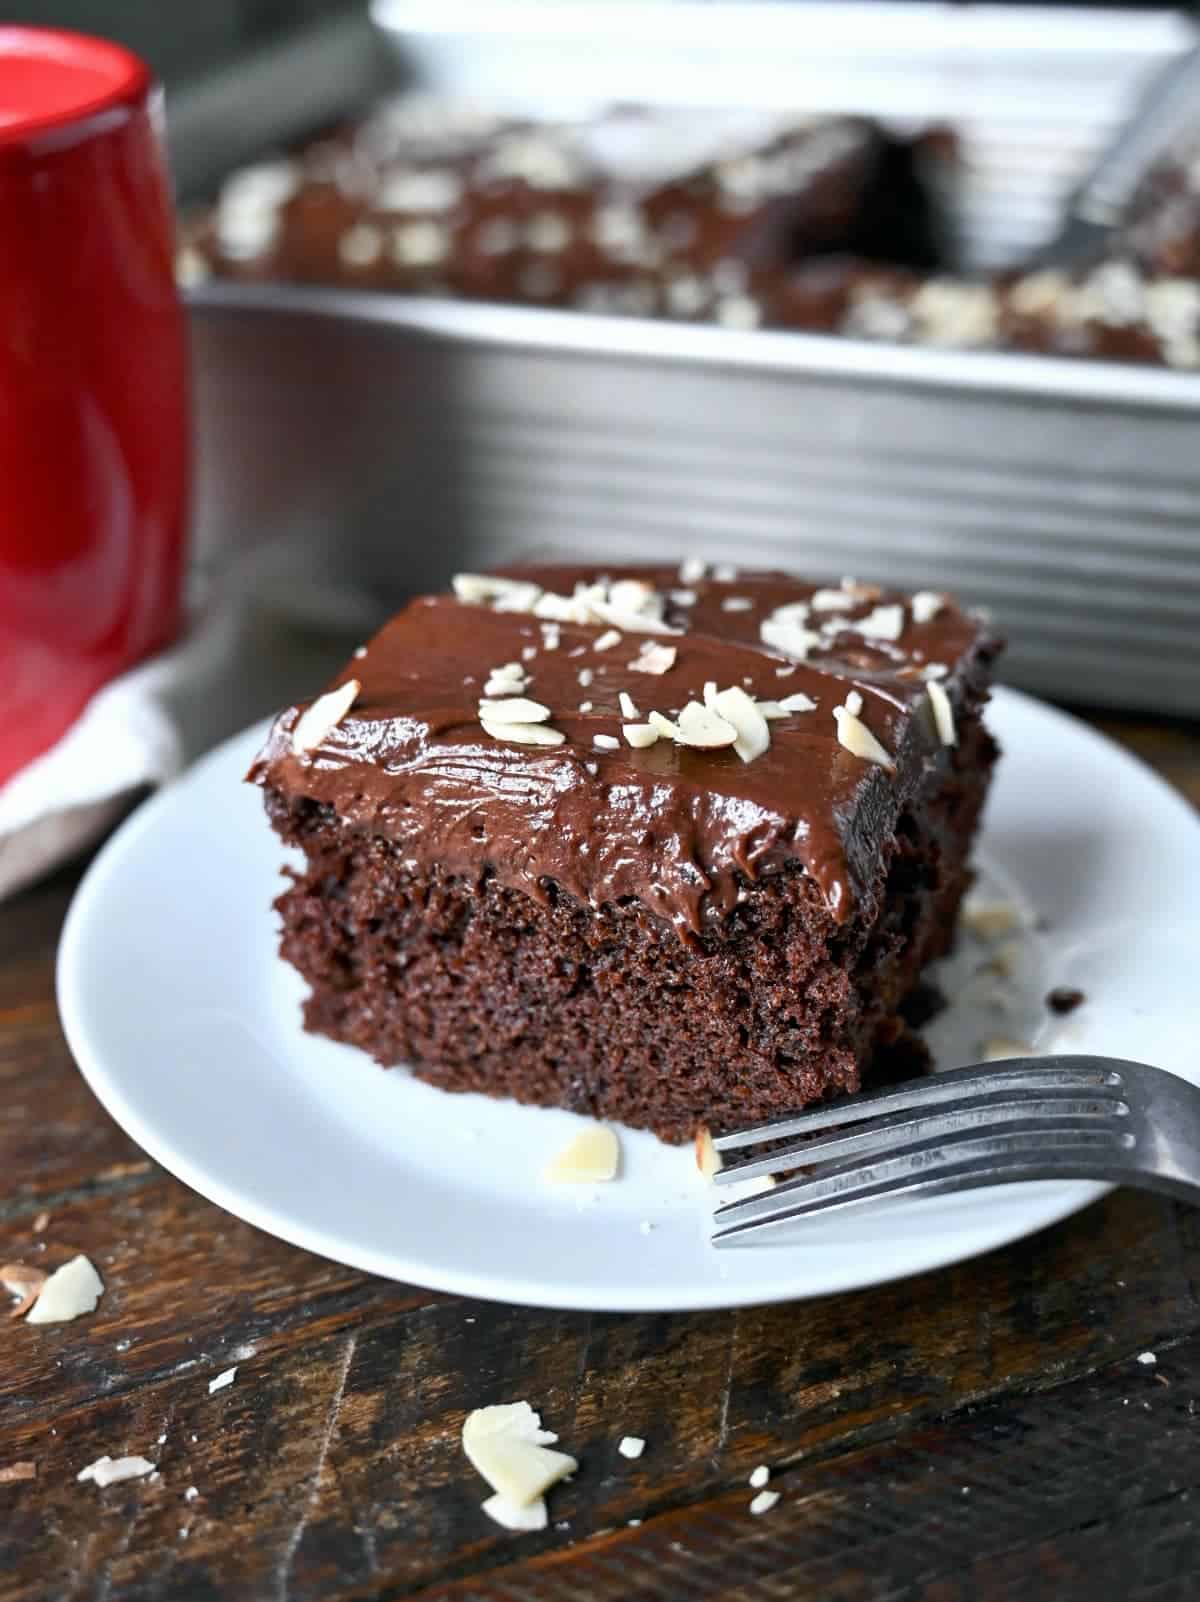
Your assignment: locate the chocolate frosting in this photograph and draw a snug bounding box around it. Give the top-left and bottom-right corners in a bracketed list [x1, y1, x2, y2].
[249, 564, 997, 937]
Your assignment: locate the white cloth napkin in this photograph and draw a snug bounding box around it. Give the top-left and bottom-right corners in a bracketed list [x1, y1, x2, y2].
[0, 602, 249, 904]
[0, 595, 365, 904]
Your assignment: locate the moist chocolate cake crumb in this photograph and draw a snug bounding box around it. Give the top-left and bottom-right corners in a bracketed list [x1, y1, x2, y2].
[249, 564, 1001, 1143]
[1046, 986, 1086, 1015]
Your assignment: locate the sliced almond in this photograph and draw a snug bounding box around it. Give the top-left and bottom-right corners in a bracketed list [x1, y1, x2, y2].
[809, 588, 855, 612]
[629, 644, 677, 675]
[463, 1418, 577, 1507]
[618, 1436, 645, 1459]
[962, 899, 1019, 940]
[712, 686, 770, 764]
[593, 628, 623, 651]
[848, 604, 904, 642]
[749, 1489, 780, 1515]
[480, 720, 566, 747]
[291, 679, 360, 756]
[843, 690, 863, 716]
[647, 710, 680, 740]
[927, 679, 957, 747]
[618, 691, 639, 720]
[534, 590, 588, 623]
[910, 590, 945, 624]
[482, 1493, 548, 1531]
[695, 1127, 723, 1180]
[479, 697, 552, 725]
[833, 706, 894, 771]
[981, 1037, 1034, 1062]
[778, 692, 817, 713]
[544, 1126, 620, 1183]
[623, 723, 659, 749]
[590, 603, 678, 637]
[760, 615, 821, 660]
[464, 1403, 558, 1452]
[608, 578, 657, 616]
[676, 702, 737, 749]
[483, 671, 529, 698]
[452, 573, 541, 612]
[77, 1455, 156, 1487]
[25, 1254, 103, 1325]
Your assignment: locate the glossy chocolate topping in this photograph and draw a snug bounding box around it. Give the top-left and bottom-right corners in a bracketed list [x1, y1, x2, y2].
[249, 564, 997, 936]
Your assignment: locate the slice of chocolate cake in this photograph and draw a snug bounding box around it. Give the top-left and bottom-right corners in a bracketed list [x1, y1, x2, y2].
[249, 565, 1001, 1143]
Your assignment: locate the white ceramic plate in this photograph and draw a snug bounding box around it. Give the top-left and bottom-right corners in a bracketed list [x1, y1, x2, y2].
[58, 689, 1200, 1311]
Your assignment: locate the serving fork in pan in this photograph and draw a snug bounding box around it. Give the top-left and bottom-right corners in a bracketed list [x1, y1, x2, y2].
[711, 1056, 1200, 1245]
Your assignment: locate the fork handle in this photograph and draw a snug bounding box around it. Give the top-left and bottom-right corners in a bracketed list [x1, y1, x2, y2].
[713, 1156, 1200, 1244]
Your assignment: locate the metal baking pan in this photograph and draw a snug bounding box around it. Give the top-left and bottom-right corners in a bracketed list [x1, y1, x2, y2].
[183, 4, 1200, 714]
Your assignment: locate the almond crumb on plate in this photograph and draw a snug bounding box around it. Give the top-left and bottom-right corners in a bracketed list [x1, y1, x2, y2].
[981, 1037, 1034, 1062]
[695, 1128, 723, 1180]
[208, 1367, 237, 1395]
[618, 1436, 645, 1459]
[749, 1464, 770, 1489]
[544, 1126, 620, 1183]
[962, 899, 1020, 940]
[749, 1489, 780, 1515]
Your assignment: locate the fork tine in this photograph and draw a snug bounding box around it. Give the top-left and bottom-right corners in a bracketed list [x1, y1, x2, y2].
[713, 1088, 1130, 1187]
[712, 1120, 1134, 1244]
[711, 1058, 1126, 1153]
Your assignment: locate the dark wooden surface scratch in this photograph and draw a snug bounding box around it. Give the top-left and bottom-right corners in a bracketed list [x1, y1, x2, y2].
[1, 714, 1198, 1602]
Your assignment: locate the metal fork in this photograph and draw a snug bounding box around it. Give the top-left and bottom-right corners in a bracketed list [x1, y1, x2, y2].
[711, 1056, 1200, 1246]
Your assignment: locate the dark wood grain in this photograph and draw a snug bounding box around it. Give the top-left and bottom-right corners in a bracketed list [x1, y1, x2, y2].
[1, 713, 1197, 1602]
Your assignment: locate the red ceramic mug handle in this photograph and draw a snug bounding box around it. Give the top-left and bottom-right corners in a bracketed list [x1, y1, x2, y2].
[0, 28, 190, 789]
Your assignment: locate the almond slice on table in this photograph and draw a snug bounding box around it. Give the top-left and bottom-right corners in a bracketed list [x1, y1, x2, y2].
[462, 1402, 578, 1509]
[482, 1493, 549, 1531]
[24, 1255, 103, 1324]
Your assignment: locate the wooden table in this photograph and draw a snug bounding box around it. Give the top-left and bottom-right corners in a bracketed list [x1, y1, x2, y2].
[3, 713, 1199, 1602]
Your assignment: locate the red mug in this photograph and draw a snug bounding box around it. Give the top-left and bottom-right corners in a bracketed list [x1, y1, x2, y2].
[0, 28, 189, 789]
